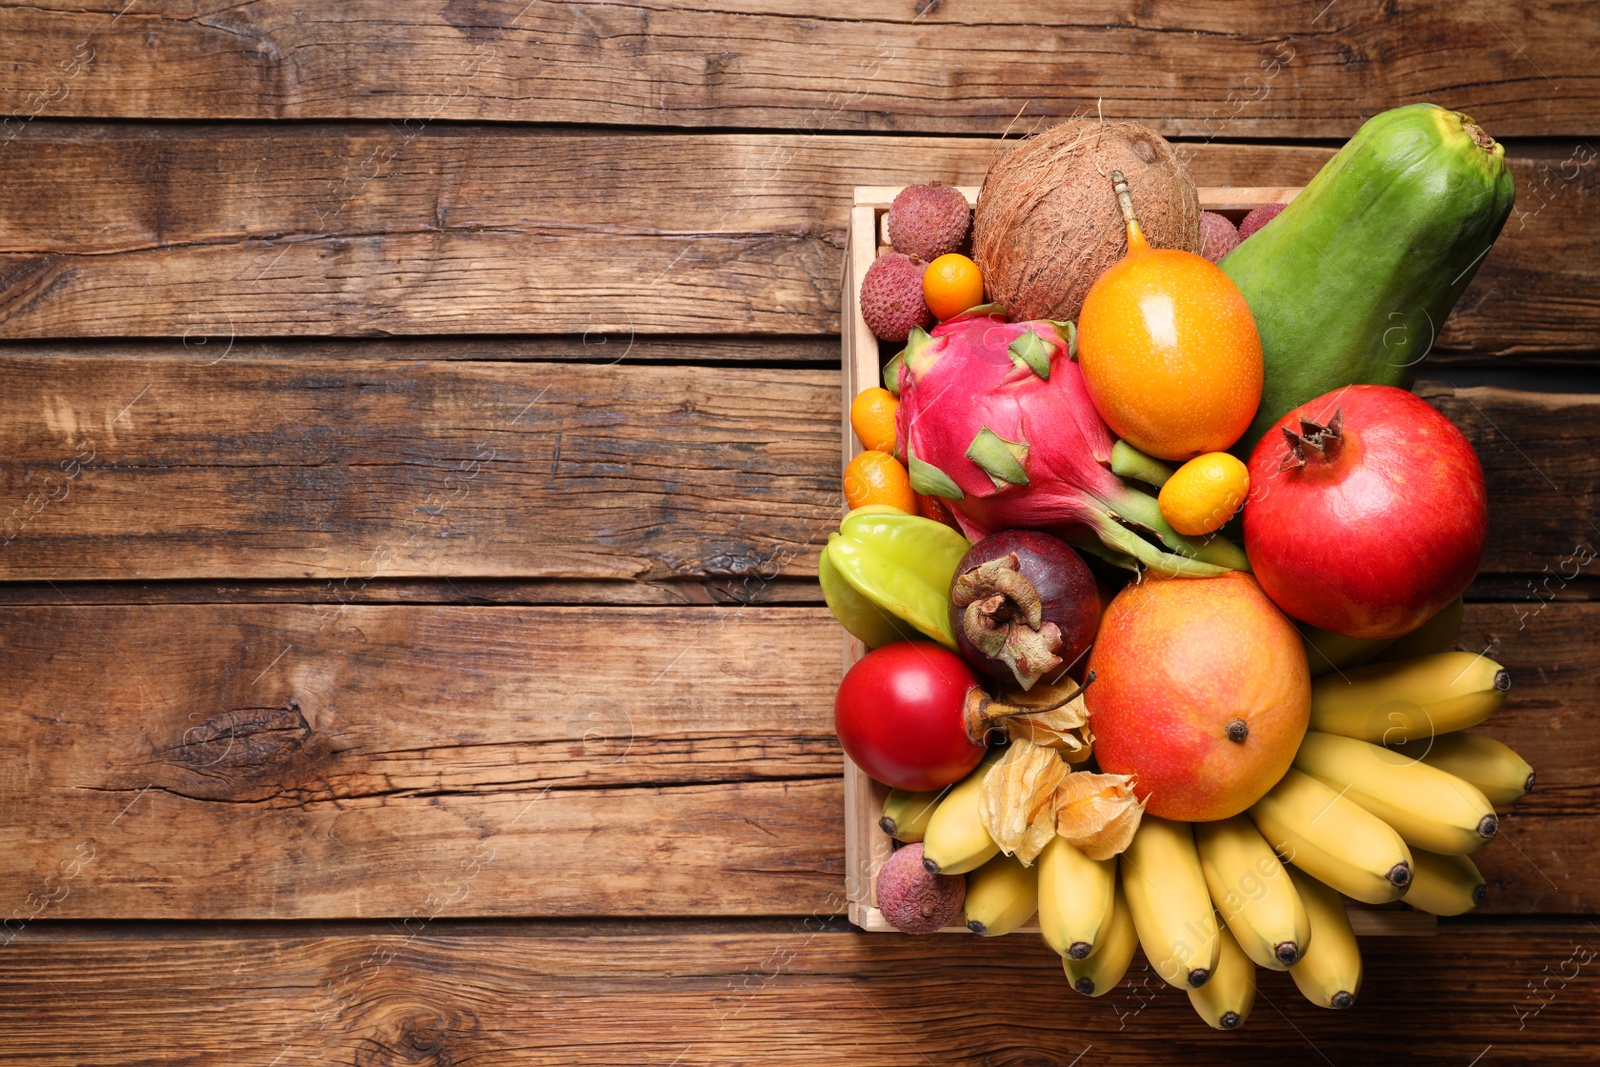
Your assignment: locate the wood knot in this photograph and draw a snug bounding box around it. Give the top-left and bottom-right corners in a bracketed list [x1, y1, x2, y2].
[353, 1005, 481, 1066]
[156, 700, 334, 804]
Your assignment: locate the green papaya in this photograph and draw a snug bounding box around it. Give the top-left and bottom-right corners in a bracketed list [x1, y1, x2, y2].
[1222, 103, 1515, 451]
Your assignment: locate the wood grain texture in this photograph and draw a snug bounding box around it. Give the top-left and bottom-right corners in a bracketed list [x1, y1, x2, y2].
[0, 924, 1594, 1064]
[0, 357, 839, 581]
[0, 126, 1591, 354]
[0, 360, 1592, 582]
[0, 601, 1590, 918]
[0, 605, 844, 920]
[0, 1, 1593, 136]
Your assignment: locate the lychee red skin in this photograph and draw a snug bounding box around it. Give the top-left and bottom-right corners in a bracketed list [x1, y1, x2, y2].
[1199, 211, 1241, 262]
[877, 842, 966, 935]
[1239, 203, 1286, 240]
[887, 182, 972, 262]
[861, 252, 934, 342]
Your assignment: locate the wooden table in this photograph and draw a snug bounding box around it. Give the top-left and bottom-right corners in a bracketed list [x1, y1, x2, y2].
[0, 3, 1594, 1062]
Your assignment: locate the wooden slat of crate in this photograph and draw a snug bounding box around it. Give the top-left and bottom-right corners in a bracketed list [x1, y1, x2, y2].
[842, 183, 1435, 936]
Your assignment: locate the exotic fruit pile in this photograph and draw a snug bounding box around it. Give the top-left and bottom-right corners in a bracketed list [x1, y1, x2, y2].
[826, 105, 1524, 1030]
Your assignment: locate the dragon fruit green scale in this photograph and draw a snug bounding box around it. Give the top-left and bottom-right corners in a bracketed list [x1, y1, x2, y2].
[894, 307, 1250, 577]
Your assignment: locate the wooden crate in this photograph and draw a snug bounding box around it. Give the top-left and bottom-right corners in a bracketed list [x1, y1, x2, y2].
[839, 184, 1435, 937]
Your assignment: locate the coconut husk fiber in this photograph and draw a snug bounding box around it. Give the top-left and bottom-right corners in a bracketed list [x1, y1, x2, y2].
[974, 119, 1201, 323]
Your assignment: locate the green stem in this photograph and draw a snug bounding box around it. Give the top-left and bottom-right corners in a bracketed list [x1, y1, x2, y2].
[1110, 487, 1252, 572]
[1086, 512, 1231, 579]
[1109, 441, 1175, 488]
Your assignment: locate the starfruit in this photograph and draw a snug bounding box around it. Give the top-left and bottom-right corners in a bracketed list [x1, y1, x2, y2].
[821, 505, 970, 648]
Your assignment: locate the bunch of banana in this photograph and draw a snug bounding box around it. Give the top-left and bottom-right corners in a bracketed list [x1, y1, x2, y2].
[1196, 815, 1309, 970]
[879, 787, 944, 843]
[963, 853, 1038, 936]
[1120, 816, 1219, 990]
[873, 647, 1533, 1029]
[918, 751, 1003, 875]
[1308, 650, 1508, 743]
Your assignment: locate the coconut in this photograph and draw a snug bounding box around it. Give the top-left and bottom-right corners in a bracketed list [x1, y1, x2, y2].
[973, 120, 1201, 323]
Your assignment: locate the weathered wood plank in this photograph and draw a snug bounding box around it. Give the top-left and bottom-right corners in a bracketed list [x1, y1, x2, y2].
[0, 360, 1592, 581]
[0, 605, 844, 920]
[0, 576, 826, 607]
[0, 924, 1593, 1064]
[0, 358, 839, 581]
[1418, 383, 1600, 578]
[0, 127, 1589, 354]
[0, 602, 1591, 917]
[0, 1, 1592, 137]
[0, 336, 835, 363]
[1458, 603, 1600, 914]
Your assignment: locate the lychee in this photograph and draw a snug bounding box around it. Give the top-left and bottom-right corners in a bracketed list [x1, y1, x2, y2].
[1199, 211, 1241, 262]
[876, 842, 966, 935]
[1239, 203, 1287, 240]
[887, 182, 972, 262]
[860, 252, 934, 342]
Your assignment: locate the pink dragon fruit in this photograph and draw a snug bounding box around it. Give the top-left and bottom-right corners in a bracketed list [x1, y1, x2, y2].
[894, 307, 1248, 576]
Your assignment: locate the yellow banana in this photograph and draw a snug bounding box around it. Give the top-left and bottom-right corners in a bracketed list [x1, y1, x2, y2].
[1038, 835, 1117, 960]
[1247, 769, 1414, 904]
[1370, 598, 1464, 663]
[1195, 815, 1310, 970]
[1294, 731, 1498, 855]
[963, 852, 1038, 937]
[1309, 651, 1509, 743]
[1064, 881, 1138, 997]
[879, 787, 944, 843]
[1120, 815, 1220, 990]
[921, 753, 1002, 875]
[1187, 923, 1256, 1031]
[1403, 849, 1486, 916]
[1286, 866, 1362, 1009]
[1415, 732, 1535, 807]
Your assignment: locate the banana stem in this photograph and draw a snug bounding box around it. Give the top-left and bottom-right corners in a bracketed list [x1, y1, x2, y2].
[1110, 440, 1175, 488]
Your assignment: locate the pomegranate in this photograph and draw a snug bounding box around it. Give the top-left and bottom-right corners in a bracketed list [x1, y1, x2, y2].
[948, 530, 1100, 691]
[1243, 385, 1487, 640]
[1086, 571, 1310, 821]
